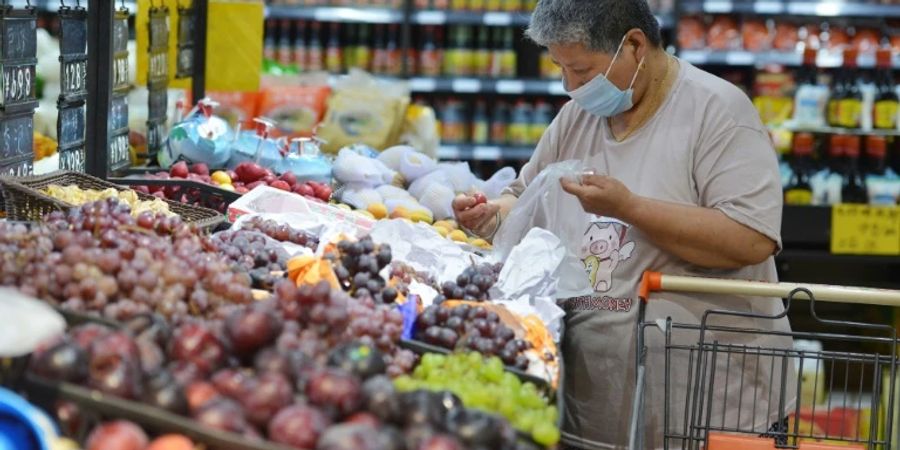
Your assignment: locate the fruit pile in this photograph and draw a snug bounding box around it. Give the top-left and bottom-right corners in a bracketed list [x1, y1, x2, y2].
[240, 216, 320, 250]
[430, 219, 491, 250]
[211, 229, 290, 290]
[43, 184, 173, 217]
[414, 303, 531, 370]
[395, 353, 560, 447]
[84, 421, 194, 450]
[437, 263, 502, 303]
[0, 199, 253, 321]
[330, 236, 399, 305]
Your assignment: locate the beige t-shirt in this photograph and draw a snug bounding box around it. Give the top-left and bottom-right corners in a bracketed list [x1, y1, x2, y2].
[505, 60, 794, 449]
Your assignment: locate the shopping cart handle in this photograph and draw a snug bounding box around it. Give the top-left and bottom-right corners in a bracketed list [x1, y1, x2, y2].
[638, 271, 662, 303]
[637, 271, 900, 307]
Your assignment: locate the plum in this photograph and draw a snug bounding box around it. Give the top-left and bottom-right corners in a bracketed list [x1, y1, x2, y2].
[190, 162, 210, 176]
[270, 180, 291, 191]
[211, 368, 253, 399]
[85, 420, 148, 450]
[279, 171, 298, 187]
[170, 161, 189, 178]
[185, 381, 222, 413]
[268, 404, 331, 449]
[238, 372, 293, 427]
[316, 424, 384, 450]
[193, 398, 250, 434]
[143, 371, 188, 414]
[361, 375, 401, 424]
[30, 340, 88, 382]
[254, 347, 293, 378]
[235, 162, 267, 183]
[169, 322, 226, 374]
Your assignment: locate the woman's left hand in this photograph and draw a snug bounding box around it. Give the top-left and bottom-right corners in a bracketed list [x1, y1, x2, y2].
[560, 174, 637, 219]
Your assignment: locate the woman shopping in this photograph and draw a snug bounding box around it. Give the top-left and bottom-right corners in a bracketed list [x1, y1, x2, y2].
[453, 0, 795, 448]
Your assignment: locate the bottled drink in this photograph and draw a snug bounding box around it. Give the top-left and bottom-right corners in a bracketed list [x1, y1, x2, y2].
[530, 100, 553, 145]
[796, 46, 818, 86]
[491, 101, 509, 145]
[325, 23, 343, 73]
[840, 135, 868, 203]
[472, 101, 489, 144]
[830, 49, 863, 129]
[293, 20, 308, 72]
[784, 133, 815, 205]
[385, 24, 402, 76]
[491, 27, 516, 77]
[827, 134, 846, 175]
[264, 20, 277, 61]
[355, 24, 372, 71]
[508, 99, 532, 146]
[864, 135, 888, 176]
[372, 24, 387, 74]
[307, 22, 324, 71]
[343, 24, 357, 70]
[873, 47, 899, 131]
[473, 27, 491, 77]
[419, 26, 442, 76]
[277, 20, 293, 66]
[441, 98, 468, 144]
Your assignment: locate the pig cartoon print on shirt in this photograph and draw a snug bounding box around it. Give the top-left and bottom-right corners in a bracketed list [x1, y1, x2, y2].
[581, 219, 635, 292]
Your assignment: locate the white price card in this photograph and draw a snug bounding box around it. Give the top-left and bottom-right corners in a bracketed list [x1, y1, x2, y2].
[408, 77, 438, 92]
[495, 80, 525, 94]
[414, 11, 446, 25]
[752, 1, 783, 14]
[473, 146, 502, 160]
[451, 78, 481, 93]
[483, 12, 512, 26]
[703, 0, 733, 13]
[724, 51, 755, 66]
[438, 146, 461, 160]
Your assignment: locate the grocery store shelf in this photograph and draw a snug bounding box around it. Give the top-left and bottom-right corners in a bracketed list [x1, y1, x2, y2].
[411, 9, 531, 26]
[408, 77, 566, 95]
[678, 49, 900, 68]
[266, 5, 403, 23]
[770, 125, 900, 137]
[438, 145, 534, 160]
[681, 0, 900, 18]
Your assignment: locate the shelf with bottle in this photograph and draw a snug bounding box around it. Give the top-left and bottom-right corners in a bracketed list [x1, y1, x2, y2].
[680, 0, 900, 18]
[677, 13, 900, 68]
[266, 5, 404, 23]
[428, 95, 560, 159]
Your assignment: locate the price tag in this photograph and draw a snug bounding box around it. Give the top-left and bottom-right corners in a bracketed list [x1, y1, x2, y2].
[57, 102, 86, 172]
[408, 77, 437, 92]
[0, 13, 37, 109]
[57, 6, 87, 172]
[473, 146, 501, 160]
[176, 5, 195, 78]
[145, 5, 169, 158]
[495, 80, 524, 94]
[451, 78, 481, 93]
[483, 12, 512, 26]
[112, 9, 130, 92]
[414, 10, 446, 25]
[703, 0, 733, 13]
[0, 156, 33, 176]
[109, 130, 131, 171]
[0, 114, 33, 159]
[1, 63, 35, 106]
[752, 1, 783, 14]
[831, 204, 900, 256]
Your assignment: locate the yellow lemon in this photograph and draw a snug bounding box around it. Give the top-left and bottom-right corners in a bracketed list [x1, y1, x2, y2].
[448, 229, 468, 242]
[210, 171, 231, 185]
[432, 225, 449, 237]
[409, 210, 433, 224]
[218, 183, 235, 192]
[367, 202, 388, 219]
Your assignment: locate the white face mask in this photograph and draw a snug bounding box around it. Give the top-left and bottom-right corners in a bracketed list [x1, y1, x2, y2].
[566, 35, 644, 118]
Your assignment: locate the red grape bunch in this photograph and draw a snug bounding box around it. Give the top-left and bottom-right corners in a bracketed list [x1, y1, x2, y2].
[211, 229, 290, 290]
[415, 304, 531, 370]
[0, 199, 253, 322]
[240, 216, 319, 250]
[437, 263, 503, 303]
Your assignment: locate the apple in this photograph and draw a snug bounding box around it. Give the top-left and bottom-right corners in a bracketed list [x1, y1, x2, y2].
[280, 171, 298, 187]
[85, 421, 148, 450]
[294, 184, 314, 198]
[246, 181, 264, 190]
[235, 162, 267, 183]
[190, 163, 210, 176]
[262, 174, 277, 185]
[235, 186, 249, 194]
[227, 170, 239, 182]
[170, 161, 189, 179]
[270, 180, 291, 191]
[312, 183, 332, 201]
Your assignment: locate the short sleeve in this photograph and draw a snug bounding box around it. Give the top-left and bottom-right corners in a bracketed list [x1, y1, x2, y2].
[501, 106, 565, 197]
[694, 125, 784, 252]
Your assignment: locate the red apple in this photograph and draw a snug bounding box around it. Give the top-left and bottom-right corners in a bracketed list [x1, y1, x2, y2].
[279, 171, 298, 187]
[294, 184, 314, 198]
[235, 186, 249, 194]
[85, 421, 148, 450]
[170, 161, 189, 179]
[190, 163, 210, 176]
[185, 381, 221, 414]
[312, 183, 332, 201]
[235, 162, 267, 183]
[246, 181, 264, 190]
[270, 180, 290, 191]
[262, 174, 277, 185]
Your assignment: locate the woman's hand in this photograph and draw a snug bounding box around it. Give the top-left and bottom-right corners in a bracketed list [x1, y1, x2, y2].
[452, 193, 501, 237]
[559, 174, 636, 219]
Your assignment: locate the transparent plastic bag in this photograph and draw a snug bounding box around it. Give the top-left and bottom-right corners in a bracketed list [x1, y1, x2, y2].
[492, 160, 593, 299]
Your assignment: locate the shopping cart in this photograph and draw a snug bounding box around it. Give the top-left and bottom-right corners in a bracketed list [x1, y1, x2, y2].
[628, 271, 900, 450]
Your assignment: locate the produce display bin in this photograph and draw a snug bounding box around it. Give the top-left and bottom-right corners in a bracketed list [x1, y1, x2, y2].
[0, 171, 225, 230]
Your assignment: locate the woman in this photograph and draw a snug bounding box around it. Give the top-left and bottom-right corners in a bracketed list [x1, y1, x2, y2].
[453, 0, 794, 448]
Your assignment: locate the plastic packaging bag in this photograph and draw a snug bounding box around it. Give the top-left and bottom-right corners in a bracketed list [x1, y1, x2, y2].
[0, 289, 66, 357]
[492, 160, 594, 299]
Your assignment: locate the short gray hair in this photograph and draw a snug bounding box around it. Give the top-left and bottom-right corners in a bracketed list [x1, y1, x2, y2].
[526, 0, 662, 53]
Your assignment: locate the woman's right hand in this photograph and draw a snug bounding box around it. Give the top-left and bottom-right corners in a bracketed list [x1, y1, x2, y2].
[452, 193, 501, 237]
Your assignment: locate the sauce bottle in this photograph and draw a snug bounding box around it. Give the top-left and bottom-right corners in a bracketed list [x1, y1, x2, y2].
[492, 27, 516, 77]
[508, 99, 532, 146]
[385, 24, 403, 76]
[784, 132, 815, 205]
[530, 100, 553, 145]
[471, 101, 489, 145]
[264, 20, 277, 61]
[419, 26, 442, 76]
[372, 24, 387, 74]
[293, 20, 308, 72]
[307, 22, 324, 72]
[277, 20, 293, 66]
[441, 98, 468, 144]
[490, 101, 509, 145]
[355, 24, 372, 71]
[343, 24, 357, 70]
[325, 23, 343, 73]
[473, 27, 491, 77]
[841, 135, 868, 203]
[836, 48, 862, 129]
[873, 48, 899, 131]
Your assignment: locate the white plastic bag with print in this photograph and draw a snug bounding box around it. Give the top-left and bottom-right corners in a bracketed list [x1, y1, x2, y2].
[492, 160, 594, 300]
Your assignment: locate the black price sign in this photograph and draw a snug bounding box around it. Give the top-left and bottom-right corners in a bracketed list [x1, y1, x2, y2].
[0, 155, 33, 177]
[109, 130, 130, 171]
[0, 11, 37, 111]
[176, 5, 194, 78]
[110, 95, 129, 131]
[57, 102, 85, 172]
[112, 9, 130, 93]
[0, 113, 32, 159]
[145, 5, 169, 157]
[59, 6, 87, 102]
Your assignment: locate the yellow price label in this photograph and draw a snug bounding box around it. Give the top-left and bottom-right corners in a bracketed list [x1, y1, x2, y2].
[830, 204, 900, 256]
